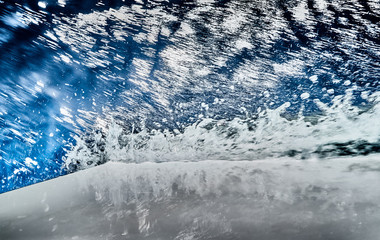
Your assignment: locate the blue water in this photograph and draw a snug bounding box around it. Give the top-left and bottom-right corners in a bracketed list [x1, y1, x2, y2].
[0, 0, 379, 193]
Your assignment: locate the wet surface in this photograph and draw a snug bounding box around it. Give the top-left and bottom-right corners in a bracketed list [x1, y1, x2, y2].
[1, 158, 380, 239]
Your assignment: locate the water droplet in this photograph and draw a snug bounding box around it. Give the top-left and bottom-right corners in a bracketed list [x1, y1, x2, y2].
[309, 75, 318, 83]
[300, 92, 310, 100]
[38, 1, 47, 8]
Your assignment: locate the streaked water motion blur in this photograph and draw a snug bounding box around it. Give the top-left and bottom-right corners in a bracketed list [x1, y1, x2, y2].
[1, 0, 379, 191]
[0, 0, 379, 238]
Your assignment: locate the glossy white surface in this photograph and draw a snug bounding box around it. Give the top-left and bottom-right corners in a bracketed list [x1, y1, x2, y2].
[1, 156, 380, 239]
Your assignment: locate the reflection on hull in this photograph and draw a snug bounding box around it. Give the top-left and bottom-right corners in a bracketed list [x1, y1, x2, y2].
[1, 155, 380, 240]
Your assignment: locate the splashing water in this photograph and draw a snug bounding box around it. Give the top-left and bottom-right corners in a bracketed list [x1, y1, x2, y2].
[0, 1, 380, 238]
[0, 0, 379, 191]
[66, 90, 380, 170]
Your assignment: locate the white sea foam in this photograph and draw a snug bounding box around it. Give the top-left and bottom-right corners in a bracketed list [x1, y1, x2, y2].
[65, 90, 380, 169]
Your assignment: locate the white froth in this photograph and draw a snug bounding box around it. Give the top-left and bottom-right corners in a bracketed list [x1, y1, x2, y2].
[66, 91, 380, 168]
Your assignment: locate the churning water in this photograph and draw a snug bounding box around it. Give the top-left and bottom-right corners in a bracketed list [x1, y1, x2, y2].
[0, 0, 379, 239]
